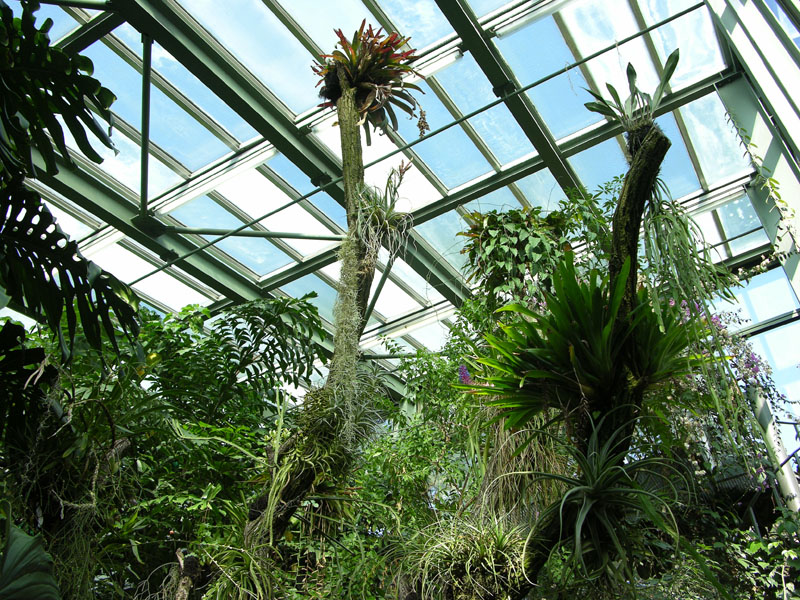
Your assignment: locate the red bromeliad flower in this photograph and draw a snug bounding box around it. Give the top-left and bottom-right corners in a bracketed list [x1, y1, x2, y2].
[312, 19, 424, 144]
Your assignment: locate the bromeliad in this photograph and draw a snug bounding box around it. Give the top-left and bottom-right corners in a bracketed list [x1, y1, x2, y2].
[312, 19, 425, 144]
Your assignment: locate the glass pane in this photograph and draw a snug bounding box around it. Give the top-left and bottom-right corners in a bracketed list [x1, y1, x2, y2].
[495, 15, 600, 139]
[718, 268, 800, 326]
[369, 278, 424, 320]
[81, 41, 143, 129]
[640, 2, 728, 87]
[654, 113, 700, 198]
[152, 40, 259, 142]
[414, 211, 469, 271]
[717, 195, 768, 256]
[765, 0, 800, 48]
[277, 0, 377, 52]
[266, 153, 348, 229]
[515, 168, 562, 211]
[567, 138, 628, 191]
[393, 82, 493, 189]
[561, 0, 642, 58]
[377, 0, 454, 49]
[177, 0, 319, 113]
[170, 195, 294, 276]
[32, 4, 80, 41]
[406, 319, 451, 351]
[45, 202, 93, 241]
[312, 116, 442, 211]
[58, 113, 181, 198]
[434, 53, 535, 164]
[214, 168, 337, 256]
[681, 93, 752, 186]
[82, 41, 230, 171]
[281, 274, 338, 322]
[86, 243, 213, 310]
[384, 254, 446, 305]
[464, 186, 520, 213]
[751, 321, 800, 454]
[467, 0, 509, 18]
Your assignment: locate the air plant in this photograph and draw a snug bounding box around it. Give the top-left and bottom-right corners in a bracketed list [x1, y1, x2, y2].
[584, 49, 680, 160]
[355, 160, 414, 259]
[312, 19, 424, 144]
[529, 416, 684, 585]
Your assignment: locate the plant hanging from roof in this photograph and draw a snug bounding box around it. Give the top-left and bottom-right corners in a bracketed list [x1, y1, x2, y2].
[584, 49, 679, 161]
[312, 19, 425, 144]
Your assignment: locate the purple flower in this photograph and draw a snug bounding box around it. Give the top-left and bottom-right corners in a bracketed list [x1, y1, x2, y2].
[458, 364, 474, 385]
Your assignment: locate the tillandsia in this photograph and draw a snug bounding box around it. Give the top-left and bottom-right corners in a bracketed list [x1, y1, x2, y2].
[584, 49, 679, 160]
[312, 19, 425, 144]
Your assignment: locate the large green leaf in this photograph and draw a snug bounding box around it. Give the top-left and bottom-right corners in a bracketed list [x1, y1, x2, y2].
[0, 0, 115, 180]
[0, 503, 61, 600]
[0, 1, 138, 359]
[0, 179, 139, 359]
[461, 255, 632, 426]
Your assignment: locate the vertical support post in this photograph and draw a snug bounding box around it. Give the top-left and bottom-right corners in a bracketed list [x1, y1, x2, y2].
[140, 33, 153, 217]
[749, 386, 800, 511]
[717, 77, 800, 301]
[363, 256, 394, 327]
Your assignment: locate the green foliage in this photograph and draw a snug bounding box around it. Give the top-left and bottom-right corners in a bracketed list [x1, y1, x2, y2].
[584, 49, 679, 158]
[462, 255, 702, 429]
[718, 509, 800, 599]
[408, 515, 529, 600]
[0, 0, 139, 359]
[1, 180, 139, 359]
[458, 189, 613, 314]
[641, 189, 736, 319]
[0, 0, 115, 179]
[0, 502, 61, 600]
[532, 417, 683, 586]
[312, 19, 423, 143]
[141, 294, 326, 424]
[0, 293, 330, 597]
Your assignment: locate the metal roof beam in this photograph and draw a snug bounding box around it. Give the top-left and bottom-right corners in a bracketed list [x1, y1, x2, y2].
[56, 11, 124, 53]
[413, 70, 738, 222]
[115, 0, 465, 308]
[35, 153, 266, 303]
[434, 0, 585, 195]
[117, 0, 342, 200]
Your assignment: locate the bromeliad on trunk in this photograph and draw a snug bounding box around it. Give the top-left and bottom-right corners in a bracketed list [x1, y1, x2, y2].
[312, 19, 426, 144]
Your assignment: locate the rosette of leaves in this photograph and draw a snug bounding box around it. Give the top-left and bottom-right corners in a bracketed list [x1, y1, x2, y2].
[584, 49, 679, 160]
[312, 19, 423, 144]
[530, 417, 683, 585]
[0, 1, 139, 359]
[459, 256, 703, 429]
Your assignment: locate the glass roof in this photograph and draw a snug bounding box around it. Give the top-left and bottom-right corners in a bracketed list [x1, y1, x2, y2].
[10, 0, 799, 389]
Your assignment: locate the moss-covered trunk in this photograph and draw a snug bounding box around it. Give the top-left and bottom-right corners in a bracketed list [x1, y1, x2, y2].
[245, 68, 379, 544]
[513, 125, 672, 597]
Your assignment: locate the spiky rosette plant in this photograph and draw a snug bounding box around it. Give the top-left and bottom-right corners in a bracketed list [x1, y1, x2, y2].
[312, 19, 424, 144]
[584, 49, 679, 161]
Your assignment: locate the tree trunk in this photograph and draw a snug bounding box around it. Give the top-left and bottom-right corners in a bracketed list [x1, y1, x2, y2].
[174, 554, 201, 600]
[244, 68, 379, 545]
[608, 125, 671, 324]
[512, 124, 672, 599]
